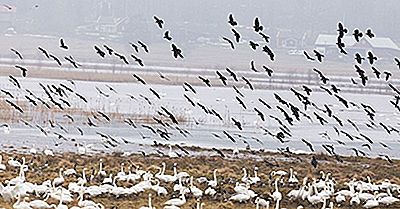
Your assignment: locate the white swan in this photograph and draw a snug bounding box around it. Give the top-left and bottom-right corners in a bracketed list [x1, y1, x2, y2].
[288, 168, 299, 184]
[189, 176, 203, 197]
[0, 154, 6, 171]
[229, 193, 251, 203]
[97, 159, 107, 177]
[168, 145, 178, 158]
[164, 193, 186, 206]
[207, 169, 218, 188]
[53, 168, 64, 187]
[271, 179, 282, 201]
[249, 167, 261, 184]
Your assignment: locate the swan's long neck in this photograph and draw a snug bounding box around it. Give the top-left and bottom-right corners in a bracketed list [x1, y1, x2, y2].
[99, 161, 103, 172]
[173, 165, 177, 176]
[289, 168, 293, 179]
[162, 163, 166, 175]
[213, 170, 217, 183]
[148, 194, 152, 208]
[59, 169, 63, 177]
[0, 155, 2, 164]
[190, 176, 194, 187]
[243, 168, 247, 178]
[256, 201, 260, 209]
[275, 180, 279, 192]
[254, 169, 258, 178]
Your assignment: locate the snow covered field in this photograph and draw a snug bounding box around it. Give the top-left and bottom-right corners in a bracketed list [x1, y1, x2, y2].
[0, 75, 399, 159]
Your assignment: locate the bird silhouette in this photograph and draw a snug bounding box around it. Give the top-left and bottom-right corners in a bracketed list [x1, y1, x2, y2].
[216, 71, 228, 85]
[131, 54, 144, 66]
[59, 38, 69, 50]
[259, 32, 270, 43]
[337, 22, 348, 38]
[303, 51, 315, 61]
[133, 74, 146, 85]
[153, 15, 164, 29]
[253, 17, 263, 32]
[231, 28, 241, 43]
[225, 67, 238, 81]
[171, 43, 184, 59]
[354, 53, 365, 64]
[231, 117, 243, 130]
[38, 46, 50, 58]
[262, 45, 275, 61]
[262, 65, 273, 77]
[129, 42, 139, 53]
[228, 13, 238, 26]
[198, 76, 211, 87]
[94, 45, 105, 58]
[103, 44, 114, 55]
[138, 40, 149, 53]
[249, 40, 259, 50]
[367, 51, 377, 65]
[10, 48, 23, 59]
[222, 36, 235, 50]
[241, 76, 254, 90]
[250, 60, 258, 72]
[365, 28, 375, 38]
[15, 65, 28, 77]
[301, 138, 314, 152]
[163, 30, 172, 41]
[114, 52, 129, 64]
[352, 28, 363, 42]
[64, 56, 80, 68]
[313, 68, 329, 84]
[311, 156, 318, 168]
[313, 50, 324, 62]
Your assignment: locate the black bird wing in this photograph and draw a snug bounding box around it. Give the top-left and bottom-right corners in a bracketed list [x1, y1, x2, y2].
[10, 48, 23, 59]
[222, 36, 235, 50]
[231, 28, 240, 43]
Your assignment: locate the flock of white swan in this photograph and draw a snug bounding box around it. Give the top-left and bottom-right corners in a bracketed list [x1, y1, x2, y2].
[0, 155, 399, 209]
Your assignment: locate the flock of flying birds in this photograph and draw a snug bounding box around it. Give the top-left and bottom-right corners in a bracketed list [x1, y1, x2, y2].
[1, 14, 400, 167]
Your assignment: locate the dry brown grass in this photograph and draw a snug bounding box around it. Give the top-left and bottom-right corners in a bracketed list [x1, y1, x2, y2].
[0, 150, 398, 209]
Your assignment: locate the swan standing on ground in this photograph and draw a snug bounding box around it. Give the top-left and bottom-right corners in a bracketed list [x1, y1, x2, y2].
[208, 169, 218, 188]
[249, 167, 260, 184]
[271, 179, 282, 202]
[97, 159, 107, 177]
[53, 168, 64, 187]
[168, 145, 178, 158]
[288, 168, 299, 184]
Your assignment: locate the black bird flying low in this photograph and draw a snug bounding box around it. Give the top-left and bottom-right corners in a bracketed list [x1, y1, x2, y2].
[171, 43, 184, 59]
[10, 48, 23, 59]
[59, 38, 69, 50]
[163, 30, 172, 41]
[231, 28, 241, 43]
[15, 65, 28, 77]
[253, 17, 263, 32]
[138, 40, 149, 53]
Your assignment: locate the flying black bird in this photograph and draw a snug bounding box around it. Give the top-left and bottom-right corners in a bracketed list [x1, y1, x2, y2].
[250, 60, 258, 72]
[228, 13, 237, 27]
[259, 32, 270, 43]
[129, 42, 139, 53]
[163, 30, 172, 41]
[198, 76, 211, 87]
[216, 71, 228, 86]
[49, 54, 62, 66]
[59, 38, 69, 50]
[379, 154, 393, 163]
[183, 94, 196, 107]
[222, 36, 235, 50]
[103, 44, 114, 55]
[231, 28, 241, 43]
[301, 138, 314, 152]
[114, 52, 129, 64]
[149, 88, 161, 99]
[354, 53, 365, 64]
[94, 45, 105, 58]
[367, 51, 377, 65]
[352, 29, 363, 42]
[313, 68, 329, 84]
[249, 40, 259, 50]
[331, 84, 340, 93]
[383, 71, 392, 81]
[212, 148, 225, 158]
[183, 82, 196, 94]
[131, 54, 144, 66]
[64, 56, 80, 68]
[253, 17, 263, 32]
[233, 86, 244, 97]
[132, 74, 146, 85]
[6, 99, 23, 113]
[15, 65, 28, 77]
[334, 94, 349, 108]
[225, 67, 238, 81]
[303, 51, 315, 61]
[313, 50, 324, 62]
[262, 65, 273, 77]
[9, 75, 20, 88]
[10, 48, 23, 59]
[241, 76, 254, 90]
[336, 39, 347, 54]
[223, 130, 236, 143]
[231, 117, 243, 130]
[302, 85, 312, 95]
[153, 15, 164, 29]
[171, 43, 184, 59]
[38, 46, 50, 58]
[1, 89, 14, 98]
[311, 156, 318, 168]
[262, 45, 275, 61]
[314, 112, 328, 125]
[394, 57, 400, 69]
[138, 40, 149, 53]
[365, 28, 375, 38]
[337, 22, 348, 38]
[254, 107, 265, 121]
[75, 93, 87, 103]
[236, 96, 247, 109]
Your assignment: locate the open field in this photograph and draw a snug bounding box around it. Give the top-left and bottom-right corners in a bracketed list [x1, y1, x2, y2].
[0, 149, 399, 209]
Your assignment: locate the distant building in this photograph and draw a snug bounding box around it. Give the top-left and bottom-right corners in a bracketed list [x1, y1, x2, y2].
[315, 34, 400, 62]
[276, 29, 307, 49]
